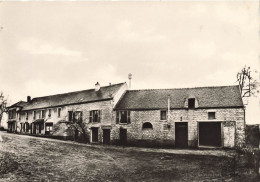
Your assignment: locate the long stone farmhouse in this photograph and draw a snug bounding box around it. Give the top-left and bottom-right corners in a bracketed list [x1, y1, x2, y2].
[7, 83, 245, 148]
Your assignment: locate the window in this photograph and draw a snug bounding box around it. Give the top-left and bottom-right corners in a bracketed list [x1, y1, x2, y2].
[75, 111, 83, 122]
[48, 109, 51, 117]
[26, 112, 28, 120]
[58, 108, 61, 118]
[68, 111, 73, 122]
[208, 112, 216, 120]
[9, 110, 16, 119]
[33, 111, 36, 120]
[89, 110, 101, 123]
[45, 123, 53, 135]
[116, 111, 130, 124]
[142, 122, 153, 130]
[160, 110, 167, 120]
[69, 111, 83, 122]
[188, 98, 195, 109]
[41, 110, 45, 118]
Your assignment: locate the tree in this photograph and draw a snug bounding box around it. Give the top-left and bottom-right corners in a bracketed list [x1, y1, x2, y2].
[237, 66, 259, 98]
[54, 107, 89, 142]
[0, 92, 8, 127]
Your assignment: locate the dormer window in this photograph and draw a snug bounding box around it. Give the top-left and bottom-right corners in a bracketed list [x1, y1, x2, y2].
[188, 98, 195, 109]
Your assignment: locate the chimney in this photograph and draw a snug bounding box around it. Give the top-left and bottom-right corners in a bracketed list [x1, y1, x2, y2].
[128, 73, 132, 90]
[27, 96, 31, 102]
[95, 82, 100, 92]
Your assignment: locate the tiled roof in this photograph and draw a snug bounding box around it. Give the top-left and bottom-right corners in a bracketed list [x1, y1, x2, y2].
[20, 83, 126, 111]
[8, 101, 27, 108]
[115, 85, 243, 110]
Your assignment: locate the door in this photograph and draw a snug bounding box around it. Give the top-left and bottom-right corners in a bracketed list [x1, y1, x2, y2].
[175, 122, 188, 148]
[199, 122, 221, 147]
[33, 124, 36, 134]
[92, 128, 99, 142]
[223, 121, 235, 148]
[120, 128, 127, 145]
[103, 129, 111, 144]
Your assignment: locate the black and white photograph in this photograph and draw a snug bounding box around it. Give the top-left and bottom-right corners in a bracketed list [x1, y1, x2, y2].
[0, 1, 259, 181]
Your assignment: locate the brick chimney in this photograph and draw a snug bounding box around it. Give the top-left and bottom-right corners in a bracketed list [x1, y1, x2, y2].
[27, 96, 31, 102]
[95, 82, 100, 92]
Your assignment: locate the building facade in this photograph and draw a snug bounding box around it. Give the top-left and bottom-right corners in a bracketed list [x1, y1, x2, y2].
[7, 84, 245, 148]
[113, 86, 245, 148]
[7, 82, 128, 143]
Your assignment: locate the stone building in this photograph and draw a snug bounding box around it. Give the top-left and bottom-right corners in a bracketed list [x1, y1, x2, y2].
[113, 85, 245, 148]
[7, 84, 245, 149]
[7, 82, 127, 143]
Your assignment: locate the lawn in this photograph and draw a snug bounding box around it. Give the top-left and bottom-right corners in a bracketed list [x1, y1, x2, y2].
[0, 132, 258, 182]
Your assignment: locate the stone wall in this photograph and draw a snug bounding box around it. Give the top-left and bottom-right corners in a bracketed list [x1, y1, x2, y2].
[112, 108, 245, 148]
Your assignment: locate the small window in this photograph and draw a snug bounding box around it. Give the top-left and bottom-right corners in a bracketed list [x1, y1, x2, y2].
[208, 112, 216, 120]
[46, 123, 53, 131]
[48, 109, 51, 117]
[26, 112, 28, 120]
[41, 110, 45, 118]
[58, 108, 61, 117]
[188, 98, 195, 109]
[160, 110, 167, 120]
[116, 110, 130, 124]
[142, 122, 153, 130]
[33, 111, 36, 119]
[68, 111, 73, 122]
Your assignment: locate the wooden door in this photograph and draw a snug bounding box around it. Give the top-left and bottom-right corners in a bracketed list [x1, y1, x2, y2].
[92, 128, 99, 142]
[175, 122, 188, 148]
[103, 129, 111, 144]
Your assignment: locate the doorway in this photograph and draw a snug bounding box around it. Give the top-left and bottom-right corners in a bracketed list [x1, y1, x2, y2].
[175, 122, 188, 148]
[92, 127, 99, 143]
[199, 122, 221, 147]
[120, 128, 127, 145]
[103, 129, 111, 144]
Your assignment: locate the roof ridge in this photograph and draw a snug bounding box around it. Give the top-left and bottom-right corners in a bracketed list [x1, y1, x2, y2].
[126, 85, 239, 92]
[31, 82, 126, 100]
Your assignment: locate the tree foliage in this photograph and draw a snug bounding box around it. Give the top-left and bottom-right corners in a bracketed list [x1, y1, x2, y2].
[237, 66, 259, 98]
[0, 92, 8, 126]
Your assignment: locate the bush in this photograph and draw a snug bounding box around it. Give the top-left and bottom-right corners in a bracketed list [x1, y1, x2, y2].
[0, 152, 19, 174]
[0, 126, 6, 131]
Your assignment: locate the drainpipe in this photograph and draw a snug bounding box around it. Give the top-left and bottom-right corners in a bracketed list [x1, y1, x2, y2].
[167, 95, 170, 122]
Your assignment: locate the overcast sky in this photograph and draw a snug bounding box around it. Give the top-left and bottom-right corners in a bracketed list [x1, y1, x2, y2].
[0, 1, 259, 123]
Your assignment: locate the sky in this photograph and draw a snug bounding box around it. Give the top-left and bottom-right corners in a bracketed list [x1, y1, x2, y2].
[0, 1, 259, 123]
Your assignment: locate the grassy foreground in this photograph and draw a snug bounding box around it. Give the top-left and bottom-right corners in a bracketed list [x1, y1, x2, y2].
[0, 132, 258, 182]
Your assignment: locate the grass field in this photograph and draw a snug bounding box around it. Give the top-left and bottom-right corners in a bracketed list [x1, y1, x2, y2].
[0, 132, 258, 182]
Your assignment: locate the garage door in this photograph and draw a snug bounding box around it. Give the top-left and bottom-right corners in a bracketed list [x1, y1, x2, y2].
[199, 122, 221, 147]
